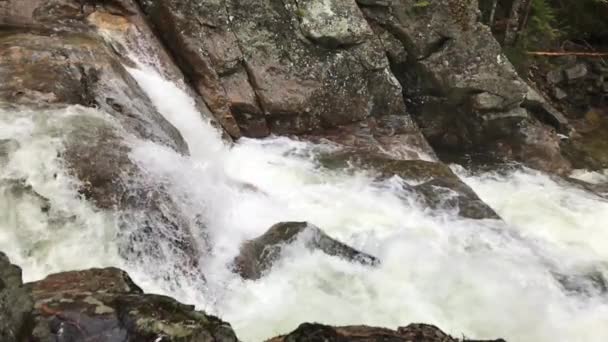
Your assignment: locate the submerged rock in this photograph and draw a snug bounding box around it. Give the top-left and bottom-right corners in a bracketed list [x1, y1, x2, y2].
[0, 139, 19, 168]
[268, 322, 506, 342]
[318, 151, 500, 219]
[233, 222, 379, 280]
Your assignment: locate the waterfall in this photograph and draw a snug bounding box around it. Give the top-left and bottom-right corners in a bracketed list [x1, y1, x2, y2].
[1, 51, 607, 342]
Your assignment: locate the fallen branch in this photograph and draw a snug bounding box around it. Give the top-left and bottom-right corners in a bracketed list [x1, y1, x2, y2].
[526, 51, 608, 57]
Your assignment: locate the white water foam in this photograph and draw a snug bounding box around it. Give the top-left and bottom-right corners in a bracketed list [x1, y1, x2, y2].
[124, 61, 608, 341]
[0, 106, 123, 278]
[571, 169, 608, 185]
[1, 55, 607, 342]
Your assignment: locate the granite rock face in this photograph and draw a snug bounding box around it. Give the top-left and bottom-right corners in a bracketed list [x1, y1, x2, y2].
[138, 0, 433, 160]
[358, 0, 571, 174]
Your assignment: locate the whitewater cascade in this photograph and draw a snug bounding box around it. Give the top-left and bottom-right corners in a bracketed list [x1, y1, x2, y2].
[1, 49, 607, 342]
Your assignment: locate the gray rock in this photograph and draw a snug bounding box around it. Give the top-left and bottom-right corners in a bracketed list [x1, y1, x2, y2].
[546, 69, 564, 84]
[233, 222, 379, 280]
[472, 92, 508, 111]
[139, 0, 429, 155]
[0, 252, 34, 342]
[297, 0, 373, 48]
[554, 87, 568, 100]
[565, 63, 589, 81]
[360, 0, 571, 174]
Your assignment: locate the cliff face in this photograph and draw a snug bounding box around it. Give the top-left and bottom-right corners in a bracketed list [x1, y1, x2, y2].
[135, 0, 573, 173]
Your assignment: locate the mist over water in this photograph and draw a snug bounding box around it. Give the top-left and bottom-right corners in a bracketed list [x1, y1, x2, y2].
[1, 53, 607, 342]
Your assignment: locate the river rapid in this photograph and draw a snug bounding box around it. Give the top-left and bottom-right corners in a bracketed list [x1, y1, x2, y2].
[1, 51, 607, 342]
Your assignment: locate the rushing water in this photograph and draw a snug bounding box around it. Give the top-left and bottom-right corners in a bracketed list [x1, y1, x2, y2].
[1, 52, 608, 342]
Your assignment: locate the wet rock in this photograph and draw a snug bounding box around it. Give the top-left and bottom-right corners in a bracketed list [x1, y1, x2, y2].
[26, 267, 238, 342]
[415, 178, 500, 220]
[139, 0, 425, 148]
[0, 8, 210, 281]
[233, 222, 379, 280]
[306, 115, 437, 161]
[565, 63, 588, 81]
[360, 0, 570, 174]
[553, 87, 568, 100]
[0, 31, 186, 153]
[0, 252, 34, 342]
[318, 151, 499, 219]
[61, 113, 206, 280]
[546, 68, 564, 84]
[553, 266, 608, 297]
[268, 322, 506, 342]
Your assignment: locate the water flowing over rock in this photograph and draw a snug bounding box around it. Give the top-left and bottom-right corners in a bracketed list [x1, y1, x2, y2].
[0, 0, 214, 281]
[318, 151, 500, 219]
[233, 222, 379, 280]
[137, 0, 433, 160]
[2, 1, 608, 341]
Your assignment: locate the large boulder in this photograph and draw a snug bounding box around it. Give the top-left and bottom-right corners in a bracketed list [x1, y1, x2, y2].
[359, 0, 571, 174]
[138, 0, 432, 159]
[268, 322, 506, 342]
[318, 151, 500, 220]
[0, 253, 34, 342]
[233, 222, 379, 280]
[1, 252, 237, 341]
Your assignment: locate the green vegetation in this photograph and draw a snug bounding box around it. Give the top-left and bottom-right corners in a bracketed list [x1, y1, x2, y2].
[481, 0, 608, 73]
